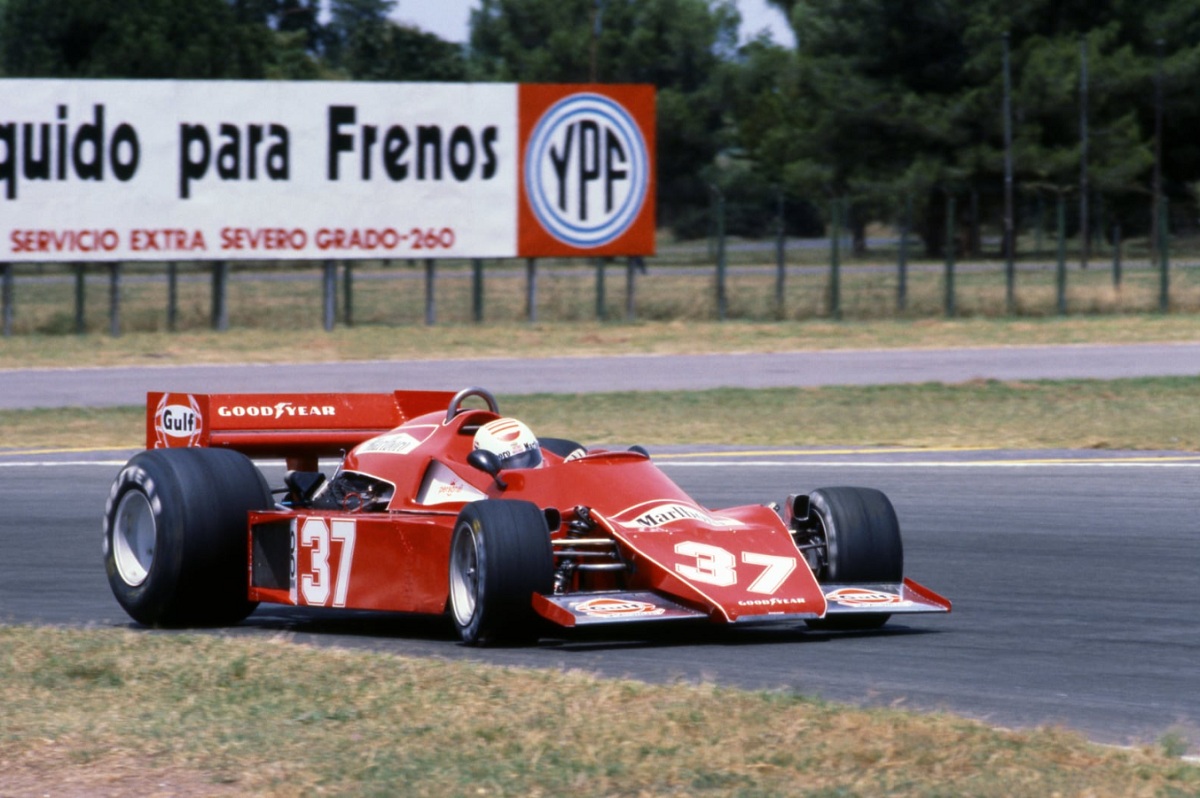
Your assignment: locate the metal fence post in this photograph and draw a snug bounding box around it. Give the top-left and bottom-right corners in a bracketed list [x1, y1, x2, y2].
[595, 257, 606, 321]
[1079, 34, 1090, 271]
[343, 261, 354, 327]
[1035, 193, 1045, 257]
[1055, 195, 1067, 315]
[830, 199, 842, 321]
[212, 260, 229, 331]
[74, 263, 86, 334]
[1158, 197, 1170, 313]
[525, 258, 538, 323]
[712, 185, 727, 321]
[167, 262, 178, 332]
[775, 189, 786, 318]
[1112, 223, 1122, 290]
[898, 195, 910, 313]
[471, 258, 484, 323]
[108, 262, 122, 337]
[626, 256, 641, 321]
[944, 196, 956, 318]
[424, 258, 436, 326]
[1003, 31, 1016, 314]
[1, 263, 12, 337]
[321, 259, 335, 332]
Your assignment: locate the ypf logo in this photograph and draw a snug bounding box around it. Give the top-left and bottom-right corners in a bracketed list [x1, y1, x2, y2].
[524, 92, 650, 249]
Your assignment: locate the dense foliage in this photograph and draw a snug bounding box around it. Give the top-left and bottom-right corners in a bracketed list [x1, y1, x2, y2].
[746, 0, 1200, 253]
[2, 0, 1198, 252]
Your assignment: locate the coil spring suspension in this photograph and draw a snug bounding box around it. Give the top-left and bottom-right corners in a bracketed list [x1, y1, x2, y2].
[552, 506, 625, 593]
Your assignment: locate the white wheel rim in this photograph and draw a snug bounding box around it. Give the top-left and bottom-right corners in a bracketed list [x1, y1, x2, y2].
[113, 491, 155, 587]
[449, 524, 479, 626]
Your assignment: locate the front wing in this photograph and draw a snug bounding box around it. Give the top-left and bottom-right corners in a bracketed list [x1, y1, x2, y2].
[532, 579, 950, 628]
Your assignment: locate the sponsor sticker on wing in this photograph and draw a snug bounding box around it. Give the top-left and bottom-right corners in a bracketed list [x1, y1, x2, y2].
[357, 432, 423, 455]
[736, 596, 810, 610]
[356, 425, 436, 456]
[572, 597, 666, 619]
[153, 392, 203, 448]
[416, 461, 486, 505]
[615, 500, 742, 531]
[825, 588, 911, 608]
[215, 402, 337, 419]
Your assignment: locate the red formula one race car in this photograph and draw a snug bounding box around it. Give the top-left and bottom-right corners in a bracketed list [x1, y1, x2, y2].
[103, 387, 950, 645]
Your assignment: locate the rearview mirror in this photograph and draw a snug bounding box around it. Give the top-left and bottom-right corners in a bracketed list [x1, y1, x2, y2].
[467, 449, 507, 490]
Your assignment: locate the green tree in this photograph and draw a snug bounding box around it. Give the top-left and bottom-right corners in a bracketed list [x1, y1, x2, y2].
[231, 0, 323, 52]
[322, 0, 465, 81]
[0, 0, 315, 78]
[0, 0, 7, 74]
[323, 0, 393, 70]
[753, 0, 1200, 254]
[366, 25, 466, 81]
[747, 0, 972, 253]
[961, 1, 1200, 242]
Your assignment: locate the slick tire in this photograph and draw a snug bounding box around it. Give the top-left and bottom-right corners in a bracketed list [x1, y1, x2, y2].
[449, 500, 553, 646]
[103, 447, 273, 627]
[801, 486, 903, 631]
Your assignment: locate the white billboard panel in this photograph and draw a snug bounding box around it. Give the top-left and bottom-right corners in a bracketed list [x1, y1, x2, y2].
[0, 80, 518, 261]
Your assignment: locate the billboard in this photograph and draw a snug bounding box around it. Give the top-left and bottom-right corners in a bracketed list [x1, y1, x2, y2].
[0, 80, 655, 262]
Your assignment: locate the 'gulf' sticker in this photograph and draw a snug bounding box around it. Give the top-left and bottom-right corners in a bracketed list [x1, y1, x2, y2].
[153, 392, 203, 448]
[825, 588, 909, 608]
[573, 597, 665, 618]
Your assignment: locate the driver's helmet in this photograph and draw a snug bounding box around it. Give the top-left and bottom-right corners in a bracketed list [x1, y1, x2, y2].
[473, 418, 543, 469]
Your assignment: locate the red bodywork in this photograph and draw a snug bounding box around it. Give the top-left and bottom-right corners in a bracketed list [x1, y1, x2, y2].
[146, 389, 950, 629]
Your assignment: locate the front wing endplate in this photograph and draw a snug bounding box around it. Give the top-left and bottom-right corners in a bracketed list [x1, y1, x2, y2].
[819, 578, 952, 615]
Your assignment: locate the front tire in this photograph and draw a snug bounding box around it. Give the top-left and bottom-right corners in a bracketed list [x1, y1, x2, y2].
[796, 486, 903, 631]
[449, 500, 553, 645]
[103, 448, 273, 627]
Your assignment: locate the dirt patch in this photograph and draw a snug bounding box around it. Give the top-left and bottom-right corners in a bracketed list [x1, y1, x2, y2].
[0, 742, 244, 798]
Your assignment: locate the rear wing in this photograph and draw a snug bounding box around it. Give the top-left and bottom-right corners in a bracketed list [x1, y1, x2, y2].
[147, 390, 457, 468]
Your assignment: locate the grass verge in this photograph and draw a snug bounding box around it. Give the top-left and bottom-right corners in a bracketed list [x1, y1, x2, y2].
[4, 377, 1199, 452]
[2, 627, 1196, 797]
[2, 315, 1200, 369]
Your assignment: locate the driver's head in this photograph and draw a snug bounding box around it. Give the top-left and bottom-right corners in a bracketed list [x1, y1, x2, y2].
[473, 418, 543, 469]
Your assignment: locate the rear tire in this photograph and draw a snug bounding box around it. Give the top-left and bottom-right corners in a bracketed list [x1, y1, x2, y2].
[449, 500, 553, 645]
[797, 487, 903, 631]
[103, 448, 273, 627]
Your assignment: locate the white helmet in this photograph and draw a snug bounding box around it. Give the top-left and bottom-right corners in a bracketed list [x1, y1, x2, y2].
[473, 418, 543, 469]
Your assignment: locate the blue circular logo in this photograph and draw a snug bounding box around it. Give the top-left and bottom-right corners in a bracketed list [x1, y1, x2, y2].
[525, 93, 649, 248]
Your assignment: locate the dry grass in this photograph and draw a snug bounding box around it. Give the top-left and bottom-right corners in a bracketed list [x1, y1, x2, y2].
[509, 378, 1200, 451]
[1, 627, 1195, 797]
[4, 378, 1199, 453]
[3, 312, 1200, 371]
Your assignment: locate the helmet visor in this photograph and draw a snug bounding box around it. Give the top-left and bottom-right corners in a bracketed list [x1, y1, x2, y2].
[500, 445, 543, 469]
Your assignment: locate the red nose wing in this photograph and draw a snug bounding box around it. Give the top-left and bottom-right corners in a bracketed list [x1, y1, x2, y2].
[609, 521, 827, 622]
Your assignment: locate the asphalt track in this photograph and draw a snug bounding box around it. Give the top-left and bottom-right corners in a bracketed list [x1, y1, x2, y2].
[3, 445, 1199, 752]
[2, 344, 1199, 753]
[5, 340, 1200, 409]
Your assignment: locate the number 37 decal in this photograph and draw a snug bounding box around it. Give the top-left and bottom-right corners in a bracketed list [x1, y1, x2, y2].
[673, 541, 796, 594]
[298, 517, 357, 607]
